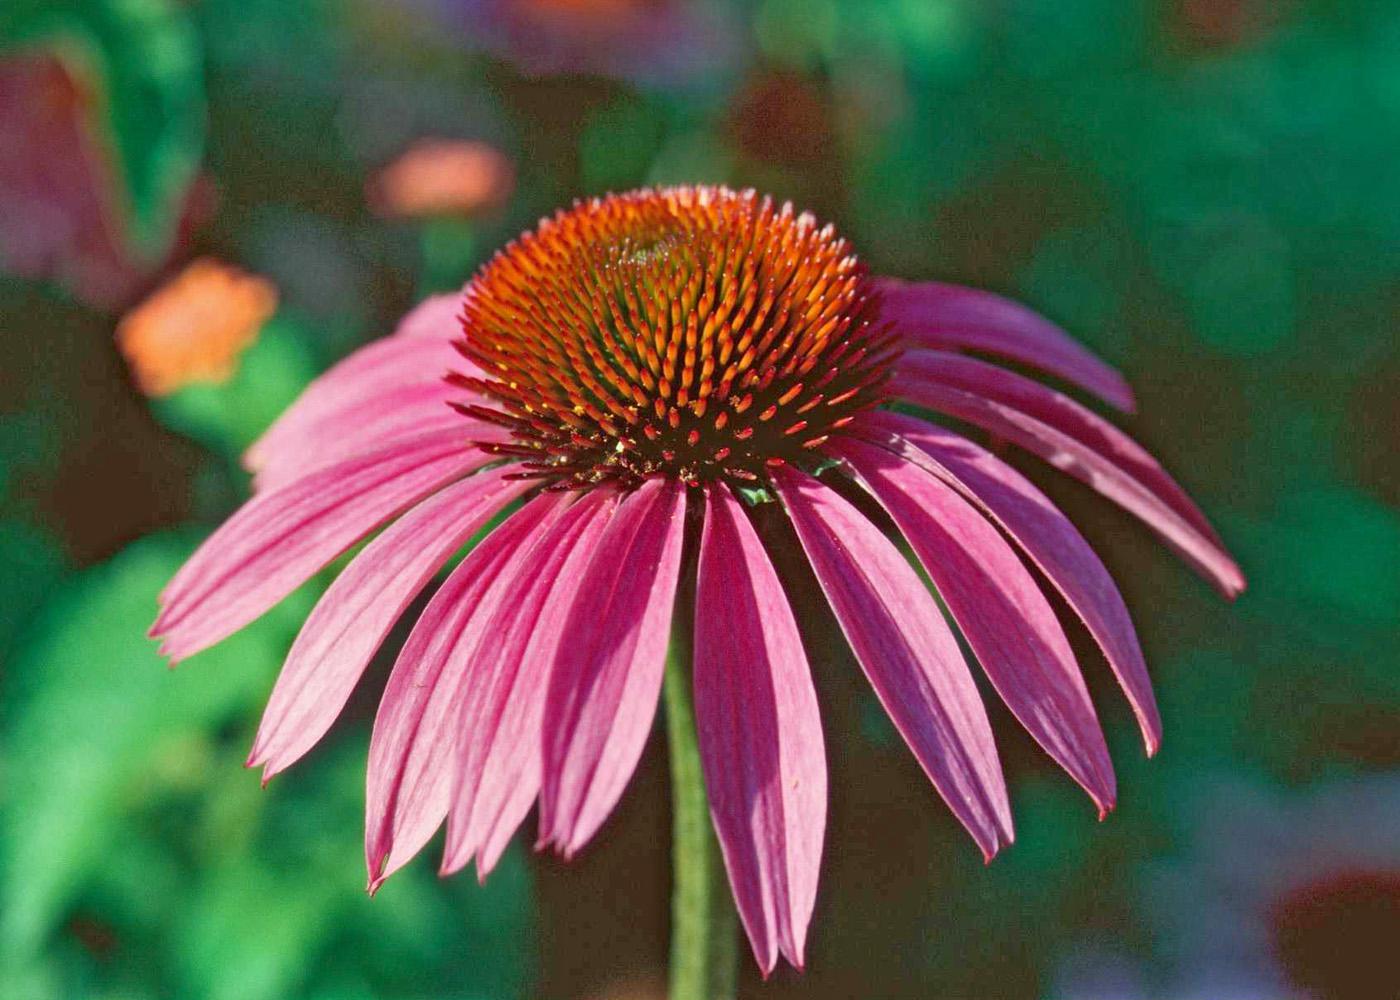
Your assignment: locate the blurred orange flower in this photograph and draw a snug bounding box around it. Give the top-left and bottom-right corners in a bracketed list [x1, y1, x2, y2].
[117, 259, 278, 396]
[368, 139, 514, 220]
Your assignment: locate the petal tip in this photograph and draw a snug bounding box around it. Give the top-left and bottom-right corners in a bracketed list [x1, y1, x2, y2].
[1210, 557, 1247, 601]
[1143, 730, 1163, 758]
[781, 942, 807, 975]
[248, 750, 282, 787]
[366, 857, 391, 896]
[1106, 381, 1137, 415]
[980, 828, 1014, 865]
[474, 863, 492, 887]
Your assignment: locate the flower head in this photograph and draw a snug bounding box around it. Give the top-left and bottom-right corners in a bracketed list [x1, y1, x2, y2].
[456, 187, 893, 488]
[117, 258, 278, 396]
[152, 186, 1243, 974]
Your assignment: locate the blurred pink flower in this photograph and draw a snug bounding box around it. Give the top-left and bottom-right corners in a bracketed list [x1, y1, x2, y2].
[414, 0, 738, 84]
[0, 52, 205, 310]
[152, 186, 1243, 974]
[1059, 776, 1400, 1000]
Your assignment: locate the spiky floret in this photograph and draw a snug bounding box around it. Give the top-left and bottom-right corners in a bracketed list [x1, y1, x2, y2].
[452, 186, 897, 489]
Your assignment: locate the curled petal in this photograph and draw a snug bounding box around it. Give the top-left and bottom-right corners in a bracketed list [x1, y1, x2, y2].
[890, 350, 1245, 598]
[245, 311, 487, 489]
[394, 292, 468, 340]
[695, 483, 826, 973]
[833, 437, 1115, 813]
[771, 465, 1013, 859]
[875, 278, 1135, 412]
[253, 395, 494, 494]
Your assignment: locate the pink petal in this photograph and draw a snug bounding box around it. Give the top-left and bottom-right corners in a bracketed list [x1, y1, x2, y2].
[890, 350, 1245, 598]
[770, 465, 1012, 860]
[539, 477, 687, 858]
[152, 428, 491, 663]
[247, 466, 532, 780]
[439, 488, 620, 879]
[694, 483, 826, 974]
[394, 292, 466, 340]
[855, 410, 1162, 754]
[364, 492, 567, 890]
[832, 437, 1116, 814]
[875, 277, 1136, 412]
[244, 324, 486, 489]
[902, 350, 1218, 540]
[246, 335, 456, 467]
[250, 389, 486, 494]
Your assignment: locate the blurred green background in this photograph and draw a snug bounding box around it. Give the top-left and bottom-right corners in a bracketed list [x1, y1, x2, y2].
[2, 1, 1397, 998]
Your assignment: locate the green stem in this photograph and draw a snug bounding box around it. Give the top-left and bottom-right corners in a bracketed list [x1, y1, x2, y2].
[664, 639, 738, 1000]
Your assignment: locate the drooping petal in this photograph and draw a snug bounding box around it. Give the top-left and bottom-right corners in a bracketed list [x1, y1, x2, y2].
[364, 492, 567, 889]
[251, 389, 489, 494]
[539, 478, 687, 858]
[832, 438, 1115, 814]
[855, 409, 1162, 754]
[770, 465, 1012, 859]
[248, 466, 532, 780]
[694, 483, 826, 973]
[902, 350, 1219, 539]
[439, 488, 619, 879]
[152, 428, 491, 662]
[244, 305, 488, 488]
[875, 278, 1136, 412]
[890, 350, 1245, 598]
[245, 335, 458, 469]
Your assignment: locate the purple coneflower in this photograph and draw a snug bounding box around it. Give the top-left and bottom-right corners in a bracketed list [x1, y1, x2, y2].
[152, 186, 1243, 975]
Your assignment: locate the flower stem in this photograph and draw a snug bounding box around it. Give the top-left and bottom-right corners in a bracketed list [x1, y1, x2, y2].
[664, 639, 738, 1000]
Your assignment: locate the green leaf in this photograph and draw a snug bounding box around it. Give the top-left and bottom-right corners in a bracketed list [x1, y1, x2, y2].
[0, 528, 534, 997]
[0, 530, 314, 969]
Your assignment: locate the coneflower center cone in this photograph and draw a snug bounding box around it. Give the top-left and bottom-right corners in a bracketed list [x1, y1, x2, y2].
[454, 187, 897, 488]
